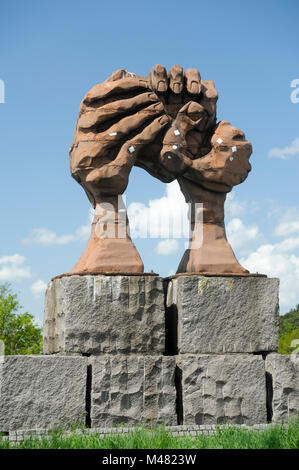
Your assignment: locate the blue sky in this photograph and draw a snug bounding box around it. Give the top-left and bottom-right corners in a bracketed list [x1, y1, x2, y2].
[0, 0, 298, 323]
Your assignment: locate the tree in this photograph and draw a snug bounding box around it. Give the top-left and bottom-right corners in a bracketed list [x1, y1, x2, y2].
[278, 304, 299, 354]
[0, 283, 43, 355]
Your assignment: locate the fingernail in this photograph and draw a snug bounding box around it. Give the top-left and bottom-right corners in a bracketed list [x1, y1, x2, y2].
[157, 80, 167, 92]
[190, 82, 199, 94]
[158, 115, 169, 125]
[154, 102, 164, 111]
[173, 83, 182, 94]
[148, 92, 158, 101]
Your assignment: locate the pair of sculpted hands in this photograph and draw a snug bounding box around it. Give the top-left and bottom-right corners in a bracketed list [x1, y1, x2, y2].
[70, 64, 252, 206]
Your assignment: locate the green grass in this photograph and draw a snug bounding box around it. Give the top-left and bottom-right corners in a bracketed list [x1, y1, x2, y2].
[0, 420, 298, 449]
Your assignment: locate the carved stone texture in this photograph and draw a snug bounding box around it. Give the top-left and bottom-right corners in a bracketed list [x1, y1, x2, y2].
[90, 355, 177, 427]
[43, 274, 165, 355]
[266, 353, 299, 422]
[166, 275, 279, 354]
[68, 64, 253, 276]
[176, 354, 267, 425]
[0, 356, 87, 431]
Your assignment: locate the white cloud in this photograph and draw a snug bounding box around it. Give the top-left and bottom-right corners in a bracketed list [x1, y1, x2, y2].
[31, 280, 47, 298]
[275, 221, 299, 237]
[23, 228, 75, 245]
[276, 237, 299, 252]
[226, 218, 259, 251]
[225, 193, 246, 217]
[225, 203, 299, 310]
[225, 192, 260, 219]
[241, 244, 299, 311]
[0, 254, 32, 281]
[273, 207, 299, 237]
[0, 254, 26, 265]
[22, 209, 93, 246]
[155, 239, 179, 256]
[74, 223, 91, 240]
[128, 181, 189, 239]
[268, 137, 299, 159]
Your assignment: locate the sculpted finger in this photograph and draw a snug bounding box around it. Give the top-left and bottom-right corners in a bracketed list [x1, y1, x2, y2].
[114, 115, 170, 167]
[159, 118, 194, 178]
[105, 69, 127, 82]
[82, 115, 170, 196]
[76, 101, 164, 145]
[105, 69, 144, 82]
[78, 92, 159, 129]
[161, 100, 208, 162]
[168, 65, 184, 94]
[200, 80, 218, 120]
[172, 101, 208, 140]
[184, 68, 201, 95]
[201, 80, 218, 100]
[101, 102, 165, 141]
[131, 114, 170, 148]
[70, 140, 111, 175]
[147, 64, 168, 93]
[83, 77, 149, 105]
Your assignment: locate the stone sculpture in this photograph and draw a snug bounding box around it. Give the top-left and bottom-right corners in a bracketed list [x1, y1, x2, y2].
[69, 64, 252, 275]
[1, 65, 297, 433]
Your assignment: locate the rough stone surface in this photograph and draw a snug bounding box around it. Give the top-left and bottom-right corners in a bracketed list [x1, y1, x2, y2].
[91, 355, 176, 427]
[166, 275, 279, 353]
[176, 354, 267, 425]
[266, 353, 299, 422]
[0, 356, 87, 431]
[43, 275, 165, 355]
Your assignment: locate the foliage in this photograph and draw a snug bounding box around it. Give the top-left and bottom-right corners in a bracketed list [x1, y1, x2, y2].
[0, 420, 298, 449]
[0, 283, 42, 355]
[278, 304, 299, 355]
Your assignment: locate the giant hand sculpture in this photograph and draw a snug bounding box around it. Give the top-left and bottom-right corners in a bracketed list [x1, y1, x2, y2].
[69, 65, 252, 275]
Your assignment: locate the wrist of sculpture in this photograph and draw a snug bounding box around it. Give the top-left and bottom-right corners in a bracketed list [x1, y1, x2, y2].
[70, 195, 144, 274]
[176, 178, 248, 274]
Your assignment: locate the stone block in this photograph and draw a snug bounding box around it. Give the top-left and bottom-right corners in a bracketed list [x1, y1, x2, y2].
[266, 353, 299, 422]
[166, 275, 279, 353]
[0, 356, 87, 431]
[176, 354, 267, 425]
[91, 355, 177, 427]
[43, 274, 165, 355]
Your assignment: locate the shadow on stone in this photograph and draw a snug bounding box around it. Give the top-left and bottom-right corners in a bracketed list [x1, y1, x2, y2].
[175, 366, 183, 425]
[266, 371, 273, 423]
